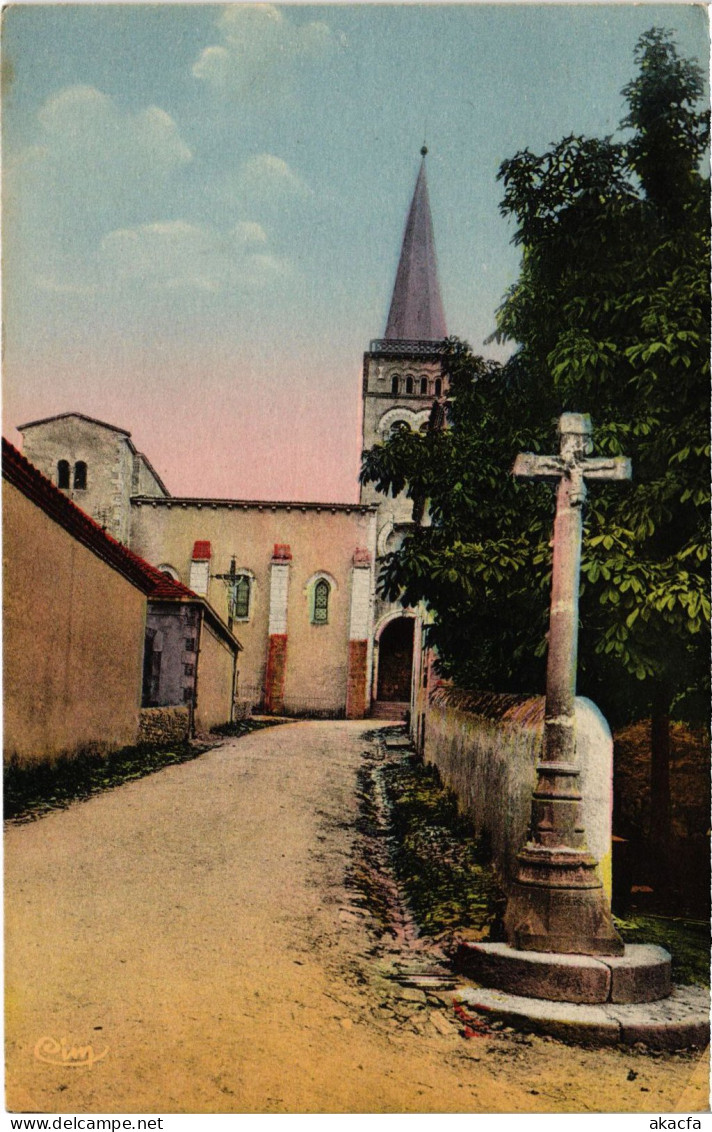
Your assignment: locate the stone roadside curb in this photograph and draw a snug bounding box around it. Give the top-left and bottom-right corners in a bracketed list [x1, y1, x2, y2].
[456, 984, 710, 1050]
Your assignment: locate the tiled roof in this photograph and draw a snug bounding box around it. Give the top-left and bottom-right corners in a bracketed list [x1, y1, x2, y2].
[2, 437, 193, 600]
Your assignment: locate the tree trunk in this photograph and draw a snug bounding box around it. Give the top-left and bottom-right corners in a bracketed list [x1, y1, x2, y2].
[649, 684, 672, 896]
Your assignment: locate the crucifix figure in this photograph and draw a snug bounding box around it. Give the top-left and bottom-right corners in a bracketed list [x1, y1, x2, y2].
[212, 557, 239, 633]
[503, 413, 631, 955]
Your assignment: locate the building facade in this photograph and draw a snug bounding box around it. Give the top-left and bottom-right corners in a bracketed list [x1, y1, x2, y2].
[13, 152, 449, 722]
[3, 439, 241, 765]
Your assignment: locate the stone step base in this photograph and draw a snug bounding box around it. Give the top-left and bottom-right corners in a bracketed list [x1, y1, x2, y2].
[371, 700, 409, 720]
[455, 941, 672, 1004]
[455, 984, 710, 1050]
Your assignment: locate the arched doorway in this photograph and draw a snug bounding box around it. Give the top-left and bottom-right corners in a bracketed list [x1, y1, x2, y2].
[376, 616, 415, 704]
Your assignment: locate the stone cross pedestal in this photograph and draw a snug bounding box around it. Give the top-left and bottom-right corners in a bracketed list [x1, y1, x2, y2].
[503, 413, 631, 955]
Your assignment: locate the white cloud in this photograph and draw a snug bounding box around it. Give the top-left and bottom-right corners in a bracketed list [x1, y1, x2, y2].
[233, 221, 268, 247]
[36, 85, 192, 173]
[192, 4, 340, 101]
[4, 85, 196, 305]
[238, 154, 312, 200]
[99, 218, 292, 294]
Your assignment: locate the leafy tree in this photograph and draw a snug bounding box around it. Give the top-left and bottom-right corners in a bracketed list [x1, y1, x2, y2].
[361, 29, 710, 861]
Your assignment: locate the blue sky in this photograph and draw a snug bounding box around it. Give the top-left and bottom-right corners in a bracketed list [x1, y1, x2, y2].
[3, 3, 708, 500]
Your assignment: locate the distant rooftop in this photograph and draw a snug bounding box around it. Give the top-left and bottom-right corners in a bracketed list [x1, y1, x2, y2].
[17, 411, 171, 497]
[2, 439, 238, 647]
[18, 411, 131, 436]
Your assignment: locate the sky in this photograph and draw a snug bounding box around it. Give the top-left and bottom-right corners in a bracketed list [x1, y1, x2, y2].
[2, 2, 709, 502]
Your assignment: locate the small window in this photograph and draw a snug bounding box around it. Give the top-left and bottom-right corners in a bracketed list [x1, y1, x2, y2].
[405, 375, 414, 394]
[312, 578, 330, 625]
[73, 461, 87, 490]
[182, 687, 193, 703]
[420, 377, 428, 395]
[185, 637, 196, 652]
[391, 374, 399, 394]
[184, 663, 194, 677]
[57, 460, 70, 489]
[230, 574, 251, 621]
[434, 378, 442, 397]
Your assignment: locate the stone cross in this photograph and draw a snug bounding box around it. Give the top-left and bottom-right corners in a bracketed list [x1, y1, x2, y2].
[514, 413, 631, 776]
[212, 556, 239, 632]
[504, 413, 631, 955]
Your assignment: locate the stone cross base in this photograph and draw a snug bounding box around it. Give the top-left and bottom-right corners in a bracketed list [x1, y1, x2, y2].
[503, 845, 624, 956]
[455, 942, 670, 1003]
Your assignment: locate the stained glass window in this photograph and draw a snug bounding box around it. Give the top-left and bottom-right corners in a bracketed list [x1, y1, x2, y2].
[231, 575, 251, 620]
[313, 579, 329, 624]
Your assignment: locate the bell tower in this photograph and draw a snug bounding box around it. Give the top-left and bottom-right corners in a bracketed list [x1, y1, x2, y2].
[360, 146, 448, 543]
[360, 148, 448, 718]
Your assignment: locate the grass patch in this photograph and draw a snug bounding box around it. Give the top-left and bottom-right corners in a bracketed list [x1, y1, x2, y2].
[381, 754, 506, 939]
[5, 720, 270, 822]
[616, 914, 710, 987]
[380, 754, 710, 986]
[210, 719, 280, 737]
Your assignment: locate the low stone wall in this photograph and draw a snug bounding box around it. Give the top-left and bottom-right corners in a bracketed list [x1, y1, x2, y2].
[423, 688, 613, 897]
[138, 706, 190, 746]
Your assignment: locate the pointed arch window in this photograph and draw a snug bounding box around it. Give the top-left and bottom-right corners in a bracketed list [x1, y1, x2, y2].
[73, 461, 87, 490]
[312, 578, 330, 625]
[57, 460, 70, 489]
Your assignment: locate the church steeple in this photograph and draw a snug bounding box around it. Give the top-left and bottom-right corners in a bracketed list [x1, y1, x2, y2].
[384, 148, 447, 342]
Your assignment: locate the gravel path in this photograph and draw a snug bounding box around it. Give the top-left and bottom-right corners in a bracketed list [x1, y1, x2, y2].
[5, 721, 708, 1114]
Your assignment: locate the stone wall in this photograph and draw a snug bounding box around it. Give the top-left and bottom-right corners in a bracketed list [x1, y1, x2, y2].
[423, 688, 613, 897]
[194, 620, 237, 733]
[3, 478, 146, 767]
[138, 706, 190, 746]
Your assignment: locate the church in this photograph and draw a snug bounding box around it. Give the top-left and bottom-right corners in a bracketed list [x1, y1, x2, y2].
[16, 151, 450, 724]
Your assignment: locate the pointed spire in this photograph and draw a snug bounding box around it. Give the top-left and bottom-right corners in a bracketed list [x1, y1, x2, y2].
[384, 149, 447, 341]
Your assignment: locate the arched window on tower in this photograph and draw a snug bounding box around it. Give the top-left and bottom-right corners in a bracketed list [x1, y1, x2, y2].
[312, 578, 330, 625]
[73, 461, 87, 490]
[434, 378, 442, 397]
[405, 375, 414, 394]
[57, 460, 70, 489]
[391, 374, 399, 395]
[420, 377, 428, 395]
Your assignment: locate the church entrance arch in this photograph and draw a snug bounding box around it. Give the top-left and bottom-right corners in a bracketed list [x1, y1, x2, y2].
[374, 614, 415, 705]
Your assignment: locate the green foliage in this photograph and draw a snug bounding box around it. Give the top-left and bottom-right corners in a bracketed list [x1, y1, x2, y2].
[361, 29, 710, 726]
[382, 755, 505, 938]
[615, 915, 710, 987]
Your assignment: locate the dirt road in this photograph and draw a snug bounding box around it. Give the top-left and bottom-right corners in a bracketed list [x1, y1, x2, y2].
[5, 721, 708, 1113]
